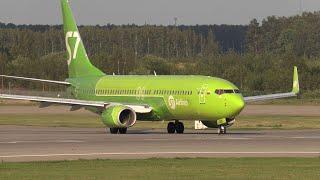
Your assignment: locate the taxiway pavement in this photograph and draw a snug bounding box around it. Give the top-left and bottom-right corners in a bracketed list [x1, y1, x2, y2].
[0, 126, 319, 162]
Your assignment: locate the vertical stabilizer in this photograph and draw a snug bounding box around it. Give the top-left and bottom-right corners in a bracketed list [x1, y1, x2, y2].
[61, 0, 105, 78]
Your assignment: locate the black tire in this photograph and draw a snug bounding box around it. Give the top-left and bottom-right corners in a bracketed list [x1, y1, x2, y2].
[218, 126, 226, 135]
[167, 122, 176, 134]
[119, 128, 128, 134]
[110, 128, 119, 134]
[175, 122, 184, 134]
[218, 126, 224, 135]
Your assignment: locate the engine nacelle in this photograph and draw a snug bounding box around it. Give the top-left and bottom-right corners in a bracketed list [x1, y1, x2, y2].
[101, 105, 137, 128]
[201, 118, 236, 128]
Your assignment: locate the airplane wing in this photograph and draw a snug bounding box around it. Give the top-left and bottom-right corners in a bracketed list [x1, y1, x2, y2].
[0, 75, 70, 85]
[0, 94, 152, 114]
[244, 66, 299, 103]
[0, 75, 152, 113]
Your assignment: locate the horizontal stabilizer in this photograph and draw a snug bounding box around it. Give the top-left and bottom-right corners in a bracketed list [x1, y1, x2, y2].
[0, 75, 70, 85]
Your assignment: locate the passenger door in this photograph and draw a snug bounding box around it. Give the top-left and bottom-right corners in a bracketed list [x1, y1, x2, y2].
[199, 84, 208, 104]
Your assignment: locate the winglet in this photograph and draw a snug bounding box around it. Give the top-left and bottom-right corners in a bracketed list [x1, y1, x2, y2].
[292, 66, 299, 95]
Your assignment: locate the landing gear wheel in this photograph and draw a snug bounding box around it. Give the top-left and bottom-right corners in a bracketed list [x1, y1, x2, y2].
[218, 126, 226, 135]
[110, 128, 119, 134]
[119, 128, 128, 134]
[175, 122, 184, 134]
[167, 122, 176, 134]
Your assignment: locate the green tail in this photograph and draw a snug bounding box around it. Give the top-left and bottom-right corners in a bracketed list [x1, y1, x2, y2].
[61, 0, 105, 78]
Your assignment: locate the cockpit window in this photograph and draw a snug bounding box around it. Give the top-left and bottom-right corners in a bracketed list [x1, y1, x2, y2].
[224, 90, 234, 94]
[234, 89, 241, 94]
[215, 89, 223, 95]
[215, 89, 241, 95]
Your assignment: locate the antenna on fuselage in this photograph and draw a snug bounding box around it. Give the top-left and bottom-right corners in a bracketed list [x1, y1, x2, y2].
[153, 71, 157, 76]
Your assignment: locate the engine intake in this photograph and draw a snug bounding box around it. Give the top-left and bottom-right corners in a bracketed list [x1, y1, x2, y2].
[101, 105, 137, 128]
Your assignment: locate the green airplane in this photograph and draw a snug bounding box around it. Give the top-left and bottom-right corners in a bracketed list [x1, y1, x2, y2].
[0, 0, 300, 134]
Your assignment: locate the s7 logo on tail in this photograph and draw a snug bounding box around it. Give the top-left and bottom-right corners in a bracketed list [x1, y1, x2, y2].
[65, 31, 81, 65]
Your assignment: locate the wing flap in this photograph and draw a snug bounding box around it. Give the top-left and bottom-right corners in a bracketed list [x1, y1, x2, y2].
[126, 105, 153, 113]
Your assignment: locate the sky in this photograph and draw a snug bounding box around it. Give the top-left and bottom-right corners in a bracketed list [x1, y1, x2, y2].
[0, 0, 319, 25]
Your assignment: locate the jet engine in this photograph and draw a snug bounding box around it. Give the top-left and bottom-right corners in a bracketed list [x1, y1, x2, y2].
[101, 105, 137, 128]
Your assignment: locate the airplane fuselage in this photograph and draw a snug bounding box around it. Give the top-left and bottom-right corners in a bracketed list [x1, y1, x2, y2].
[69, 75, 245, 122]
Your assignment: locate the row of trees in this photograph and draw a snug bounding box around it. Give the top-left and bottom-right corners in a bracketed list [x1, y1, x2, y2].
[1, 12, 320, 97]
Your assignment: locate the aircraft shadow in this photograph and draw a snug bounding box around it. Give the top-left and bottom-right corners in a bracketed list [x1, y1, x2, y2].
[127, 130, 263, 135]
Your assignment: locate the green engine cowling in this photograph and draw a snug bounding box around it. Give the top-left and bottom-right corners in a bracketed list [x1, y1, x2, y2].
[201, 118, 236, 128]
[101, 105, 137, 128]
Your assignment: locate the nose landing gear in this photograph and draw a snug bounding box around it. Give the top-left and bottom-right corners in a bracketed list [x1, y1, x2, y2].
[218, 126, 227, 135]
[167, 121, 185, 134]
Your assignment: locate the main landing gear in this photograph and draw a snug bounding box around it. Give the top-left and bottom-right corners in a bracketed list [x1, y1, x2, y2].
[218, 125, 227, 135]
[167, 121, 184, 134]
[109, 127, 128, 134]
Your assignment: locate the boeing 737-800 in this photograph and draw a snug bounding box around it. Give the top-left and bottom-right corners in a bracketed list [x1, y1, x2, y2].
[0, 0, 299, 134]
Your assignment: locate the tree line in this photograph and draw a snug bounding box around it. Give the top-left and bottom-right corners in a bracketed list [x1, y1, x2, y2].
[0, 12, 320, 97]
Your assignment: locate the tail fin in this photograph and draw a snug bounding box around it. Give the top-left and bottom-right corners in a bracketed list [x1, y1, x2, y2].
[61, 0, 105, 78]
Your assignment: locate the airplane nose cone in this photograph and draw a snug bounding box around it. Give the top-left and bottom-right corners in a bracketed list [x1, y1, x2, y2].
[231, 96, 245, 115]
